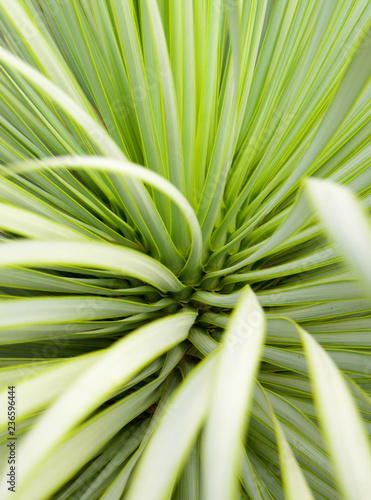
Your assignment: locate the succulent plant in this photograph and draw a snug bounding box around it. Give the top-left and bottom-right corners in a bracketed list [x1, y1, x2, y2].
[0, 1, 370, 499]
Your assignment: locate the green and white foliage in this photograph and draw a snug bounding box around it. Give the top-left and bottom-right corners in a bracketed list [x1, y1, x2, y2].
[0, 0, 370, 498]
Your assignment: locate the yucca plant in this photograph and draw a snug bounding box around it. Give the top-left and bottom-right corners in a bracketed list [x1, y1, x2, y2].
[0, 0, 370, 498]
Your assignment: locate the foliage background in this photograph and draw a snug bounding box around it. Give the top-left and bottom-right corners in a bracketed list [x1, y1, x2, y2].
[0, 0, 370, 499]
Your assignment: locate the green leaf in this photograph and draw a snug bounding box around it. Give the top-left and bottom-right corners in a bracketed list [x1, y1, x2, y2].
[306, 178, 371, 294]
[0, 240, 185, 292]
[202, 288, 266, 500]
[0, 311, 196, 498]
[126, 354, 217, 500]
